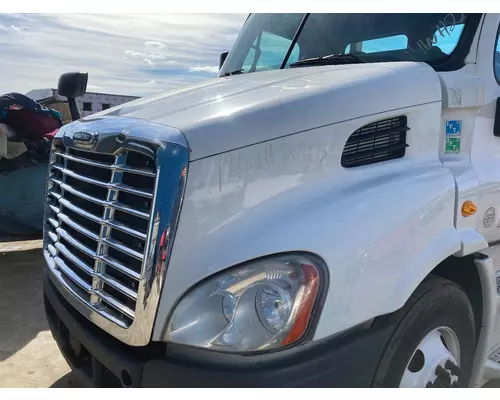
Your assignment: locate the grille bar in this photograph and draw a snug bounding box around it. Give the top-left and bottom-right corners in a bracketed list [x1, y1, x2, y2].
[56, 242, 137, 300]
[57, 151, 156, 177]
[48, 217, 59, 230]
[52, 164, 154, 198]
[54, 255, 136, 320]
[56, 242, 94, 275]
[59, 213, 100, 241]
[50, 229, 141, 282]
[48, 262, 130, 329]
[48, 204, 61, 214]
[59, 198, 102, 224]
[59, 182, 150, 219]
[106, 220, 147, 241]
[59, 182, 107, 206]
[48, 244, 57, 257]
[59, 198, 147, 240]
[98, 274, 138, 300]
[57, 227, 98, 259]
[48, 230, 58, 243]
[45, 145, 156, 327]
[102, 237, 144, 261]
[95, 291, 135, 319]
[54, 256, 93, 293]
[100, 255, 141, 281]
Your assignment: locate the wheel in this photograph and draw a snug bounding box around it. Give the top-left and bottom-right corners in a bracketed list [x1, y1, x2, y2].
[372, 275, 476, 388]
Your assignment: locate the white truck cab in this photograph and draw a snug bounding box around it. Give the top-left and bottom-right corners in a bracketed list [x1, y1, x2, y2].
[43, 13, 500, 387]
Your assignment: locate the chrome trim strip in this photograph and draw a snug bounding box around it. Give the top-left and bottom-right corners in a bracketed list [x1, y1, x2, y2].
[43, 116, 189, 346]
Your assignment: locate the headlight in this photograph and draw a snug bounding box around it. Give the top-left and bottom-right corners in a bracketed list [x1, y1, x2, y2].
[164, 254, 324, 352]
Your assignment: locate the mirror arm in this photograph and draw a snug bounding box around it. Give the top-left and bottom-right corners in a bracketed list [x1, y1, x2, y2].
[67, 98, 81, 121]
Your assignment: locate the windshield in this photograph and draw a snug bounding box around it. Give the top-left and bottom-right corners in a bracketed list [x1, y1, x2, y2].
[220, 13, 477, 76]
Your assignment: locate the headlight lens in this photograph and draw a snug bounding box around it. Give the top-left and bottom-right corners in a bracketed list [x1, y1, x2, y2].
[164, 254, 323, 352]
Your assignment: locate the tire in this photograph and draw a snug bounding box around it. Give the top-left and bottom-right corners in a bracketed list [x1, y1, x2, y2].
[371, 275, 476, 388]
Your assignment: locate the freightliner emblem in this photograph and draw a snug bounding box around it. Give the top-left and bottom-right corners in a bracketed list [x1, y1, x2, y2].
[71, 131, 98, 148]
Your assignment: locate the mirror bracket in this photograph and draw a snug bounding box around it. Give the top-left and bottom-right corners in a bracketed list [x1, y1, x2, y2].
[58, 72, 89, 121]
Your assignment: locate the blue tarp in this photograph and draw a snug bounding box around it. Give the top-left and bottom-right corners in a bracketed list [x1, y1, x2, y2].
[0, 163, 48, 236]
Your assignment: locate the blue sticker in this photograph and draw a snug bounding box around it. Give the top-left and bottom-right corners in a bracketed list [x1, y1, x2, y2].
[446, 120, 462, 136]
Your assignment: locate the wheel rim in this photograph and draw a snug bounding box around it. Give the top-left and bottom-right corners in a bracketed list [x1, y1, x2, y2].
[399, 326, 461, 388]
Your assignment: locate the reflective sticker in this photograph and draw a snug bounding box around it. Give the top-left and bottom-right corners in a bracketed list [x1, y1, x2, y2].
[446, 120, 462, 136]
[445, 137, 461, 154]
[445, 120, 462, 154]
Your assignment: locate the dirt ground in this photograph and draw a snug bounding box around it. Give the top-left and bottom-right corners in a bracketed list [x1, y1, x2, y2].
[1, 239, 500, 388]
[0, 241, 84, 388]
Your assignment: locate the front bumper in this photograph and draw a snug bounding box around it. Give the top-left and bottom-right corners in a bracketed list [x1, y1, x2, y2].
[43, 270, 393, 387]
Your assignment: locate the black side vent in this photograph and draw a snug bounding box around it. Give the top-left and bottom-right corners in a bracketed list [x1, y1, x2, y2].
[341, 116, 409, 168]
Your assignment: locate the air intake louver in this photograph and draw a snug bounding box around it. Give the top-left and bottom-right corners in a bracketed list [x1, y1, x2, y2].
[341, 116, 409, 168]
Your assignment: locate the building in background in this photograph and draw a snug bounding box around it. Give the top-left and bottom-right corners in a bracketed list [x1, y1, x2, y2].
[25, 88, 140, 123]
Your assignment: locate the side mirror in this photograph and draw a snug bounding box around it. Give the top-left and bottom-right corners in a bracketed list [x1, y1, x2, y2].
[219, 51, 229, 71]
[57, 71, 88, 121]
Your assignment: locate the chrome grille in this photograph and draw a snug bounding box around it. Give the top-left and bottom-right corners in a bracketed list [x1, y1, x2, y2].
[45, 144, 157, 327]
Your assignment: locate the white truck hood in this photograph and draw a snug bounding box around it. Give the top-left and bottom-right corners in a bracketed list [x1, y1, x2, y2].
[91, 62, 441, 161]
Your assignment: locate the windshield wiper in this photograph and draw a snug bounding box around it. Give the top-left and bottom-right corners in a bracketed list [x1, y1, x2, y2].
[220, 69, 244, 77]
[289, 53, 365, 68]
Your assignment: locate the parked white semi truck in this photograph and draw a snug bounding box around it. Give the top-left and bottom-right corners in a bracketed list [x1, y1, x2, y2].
[42, 13, 500, 387]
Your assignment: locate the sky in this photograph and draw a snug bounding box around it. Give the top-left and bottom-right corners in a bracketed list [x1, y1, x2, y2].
[0, 13, 247, 97]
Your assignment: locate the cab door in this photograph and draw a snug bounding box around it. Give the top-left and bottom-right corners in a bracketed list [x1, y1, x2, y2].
[469, 14, 500, 244]
[467, 13, 500, 363]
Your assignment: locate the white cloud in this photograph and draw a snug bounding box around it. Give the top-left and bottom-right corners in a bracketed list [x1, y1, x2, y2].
[145, 41, 165, 49]
[0, 23, 24, 32]
[124, 50, 146, 59]
[0, 13, 247, 97]
[188, 65, 220, 74]
[147, 80, 156, 85]
[125, 50, 166, 65]
[148, 53, 165, 61]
